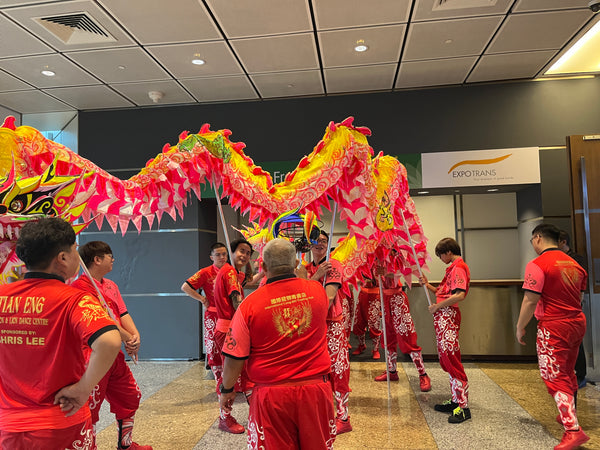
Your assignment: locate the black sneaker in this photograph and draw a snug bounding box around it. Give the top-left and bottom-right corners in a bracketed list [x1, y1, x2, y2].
[434, 399, 458, 413]
[448, 406, 471, 423]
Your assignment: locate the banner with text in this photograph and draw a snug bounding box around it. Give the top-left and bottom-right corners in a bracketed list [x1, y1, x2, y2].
[421, 147, 540, 188]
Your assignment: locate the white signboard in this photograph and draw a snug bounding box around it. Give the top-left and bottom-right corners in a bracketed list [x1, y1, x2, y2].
[421, 147, 540, 188]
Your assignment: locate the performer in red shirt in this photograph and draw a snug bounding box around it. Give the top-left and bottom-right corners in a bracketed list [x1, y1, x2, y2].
[351, 279, 382, 359]
[0, 218, 120, 450]
[420, 237, 471, 424]
[213, 238, 253, 434]
[373, 263, 431, 392]
[72, 241, 152, 450]
[517, 224, 589, 450]
[220, 238, 335, 449]
[298, 230, 352, 435]
[181, 242, 229, 381]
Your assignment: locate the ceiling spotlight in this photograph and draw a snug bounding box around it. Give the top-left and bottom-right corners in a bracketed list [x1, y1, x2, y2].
[192, 53, 205, 65]
[487, 188, 499, 192]
[41, 69, 55, 77]
[417, 191, 429, 195]
[354, 39, 368, 52]
[444, 39, 453, 44]
[117, 65, 126, 70]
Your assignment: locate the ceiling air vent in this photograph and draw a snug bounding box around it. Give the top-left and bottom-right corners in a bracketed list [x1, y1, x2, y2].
[34, 12, 116, 45]
[433, 0, 498, 11]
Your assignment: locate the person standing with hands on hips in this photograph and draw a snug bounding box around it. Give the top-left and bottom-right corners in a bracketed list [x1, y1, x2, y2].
[517, 224, 589, 450]
[419, 237, 471, 424]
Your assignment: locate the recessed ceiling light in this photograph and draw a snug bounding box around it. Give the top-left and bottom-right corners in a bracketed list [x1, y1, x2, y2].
[487, 188, 499, 192]
[117, 65, 126, 70]
[354, 39, 368, 52]
[192, 53, 205, 65]
[417, 191, 429, 194]
[41, 69, 55, 77]
[445, 39, 453, 44]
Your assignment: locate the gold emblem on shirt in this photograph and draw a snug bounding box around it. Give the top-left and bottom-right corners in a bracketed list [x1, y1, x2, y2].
[273, 303, 312, 338]
[79, 295, 111, 325]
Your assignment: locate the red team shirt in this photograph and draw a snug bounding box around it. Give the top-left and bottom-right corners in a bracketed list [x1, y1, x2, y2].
[436, 257, 470, 307]
[72, 274, 127, 326]
[0, 273, 117, 432]
[213, 263, 246, 323]
[185, 264, 220, 308]
[304, 258, 343, 320]
[222, 274, 331, 384]
[522, 249, 587, 320]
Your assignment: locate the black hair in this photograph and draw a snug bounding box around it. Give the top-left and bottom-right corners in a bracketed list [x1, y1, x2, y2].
[210, 242, 227, 255]
[435, 237, 461, 257]
[230, 238, 252, 254]
[78, 241, 113, 268]
[16, 218, 76, 270]
[558, 229, 571, 246]
[532, 224, 560, 245]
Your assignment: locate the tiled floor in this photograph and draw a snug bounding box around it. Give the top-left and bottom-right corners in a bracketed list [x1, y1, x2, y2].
[95, 359, 599, 449]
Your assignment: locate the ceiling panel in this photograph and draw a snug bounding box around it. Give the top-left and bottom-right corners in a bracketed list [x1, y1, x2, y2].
[147, 41, 243, 78]
[313, 0, 411, 30]
[0, 53, 101, 88]
[231, 34, 319, 74]
[251, 70, 324, 98]
[98, 0, 221, 44]
[43, 84, 135, 109]
[0, 0, 596, 115]
[319, 25, 406, 68]
[0, 69, 33, 91]
[412, 0, 513, 22]
[110, 80, 195, 106]
[467, 50, 557, 83]
[396, 56, 478, 88]
[513, 0, 591, 13]
[180, 76, 258, 102]
[66, 47, 171, 83]
[324, 64, 396, 93]
[0, 0, 52, 5]
[205, 0, 312, 38]
[487, 9, 592, 53]
[403, 16, 504, 61]
[0, 90, 73, 113]
[0, 14, 54, 58]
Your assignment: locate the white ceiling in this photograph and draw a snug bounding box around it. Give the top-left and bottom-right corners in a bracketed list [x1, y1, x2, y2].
[0, 0, 596, 114]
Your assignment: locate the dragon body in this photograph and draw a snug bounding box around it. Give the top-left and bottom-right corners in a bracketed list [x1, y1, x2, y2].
[0, 115, 428, 287]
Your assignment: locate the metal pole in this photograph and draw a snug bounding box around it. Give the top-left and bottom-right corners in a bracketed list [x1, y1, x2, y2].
[212, 173, 234, 264]
[580, 156, 594, 369]
[377, 274, 392, 401]
[398, 209, 432, 306]
[323, 200, 338, 286]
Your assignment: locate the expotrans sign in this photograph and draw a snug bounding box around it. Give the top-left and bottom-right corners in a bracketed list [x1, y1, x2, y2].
[421, 147, 540, 189]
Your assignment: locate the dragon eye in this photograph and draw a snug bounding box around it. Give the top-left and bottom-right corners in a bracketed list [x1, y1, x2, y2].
[10, 199, 24, 212]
